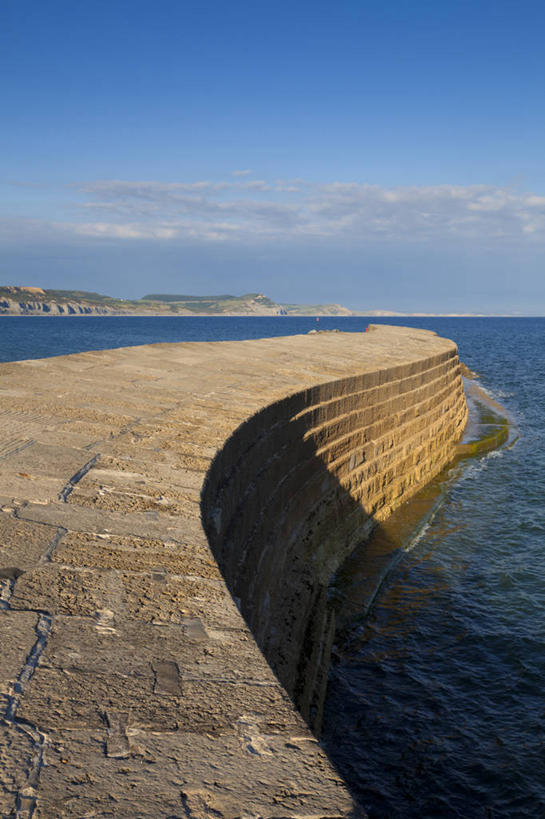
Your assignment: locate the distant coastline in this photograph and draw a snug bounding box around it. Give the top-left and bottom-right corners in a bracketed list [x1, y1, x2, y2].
[0, 285, 354, 317]
[0, 285, 495, 317]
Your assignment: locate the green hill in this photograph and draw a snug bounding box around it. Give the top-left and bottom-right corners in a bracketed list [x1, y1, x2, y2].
[0, 286, 353, 316]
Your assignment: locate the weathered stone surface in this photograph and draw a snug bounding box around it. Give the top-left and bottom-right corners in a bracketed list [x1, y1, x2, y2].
[0, 724, 36, 818]
[0, 326, 468, 817]
[17, 500, 208, 543]
[0, 516, 57, 572]
[32, 615, 260, 680]
[11, 565, 243, 627]
[0, 443, 96, 502]
[0, 610, 39, 715]
[52, 530, 220, 576]
[35, 728, 360, 818]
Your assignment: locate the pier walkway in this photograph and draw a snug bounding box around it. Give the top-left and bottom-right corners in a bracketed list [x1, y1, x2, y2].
[0, 326, 467, 818]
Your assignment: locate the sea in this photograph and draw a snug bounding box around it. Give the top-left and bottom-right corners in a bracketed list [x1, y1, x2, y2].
[1, 315, 543, 818]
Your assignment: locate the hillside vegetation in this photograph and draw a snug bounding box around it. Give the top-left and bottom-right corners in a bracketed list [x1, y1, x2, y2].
[0, 286, 353, 316]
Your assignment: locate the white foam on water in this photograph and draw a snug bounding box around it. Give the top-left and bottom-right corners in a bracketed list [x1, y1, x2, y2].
[403, 519, 432, 553]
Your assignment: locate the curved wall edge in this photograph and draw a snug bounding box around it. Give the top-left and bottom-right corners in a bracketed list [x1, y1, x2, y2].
[202, 340, 468, 728]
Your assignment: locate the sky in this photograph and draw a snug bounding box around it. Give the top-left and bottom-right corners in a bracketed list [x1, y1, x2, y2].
[1, 0, 544, 313]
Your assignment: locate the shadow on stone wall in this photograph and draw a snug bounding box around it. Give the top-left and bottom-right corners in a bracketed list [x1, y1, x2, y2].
[201, 354, 467, 736]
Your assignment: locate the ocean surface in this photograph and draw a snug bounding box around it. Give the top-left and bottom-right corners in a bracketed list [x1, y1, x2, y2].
[1, 315, 543, 817]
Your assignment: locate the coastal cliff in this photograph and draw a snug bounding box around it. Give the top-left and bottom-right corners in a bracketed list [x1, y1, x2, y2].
[0, 287, 123, 315]
[0, 286, 353, 316]
[0, 327, 466, 817]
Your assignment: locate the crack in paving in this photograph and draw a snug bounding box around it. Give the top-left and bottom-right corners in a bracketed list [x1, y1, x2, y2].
[37, 527, 67, 565]
[7, 501, 26, 518]
[5, 614, 52, 724]
[0, 577, 14, 609]
[58, 453, 100, 502]
[81, 414, 149, 452]
[3, 614, 52, 819]
[12, 721, 48, 819]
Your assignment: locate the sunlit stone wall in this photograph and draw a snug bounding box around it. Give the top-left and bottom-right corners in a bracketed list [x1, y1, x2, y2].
[202, 345, 467, 728]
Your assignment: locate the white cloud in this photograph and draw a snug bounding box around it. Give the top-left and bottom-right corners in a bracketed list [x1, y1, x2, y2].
[4, 178, 545, 247]
[232, 169, 253, 176]
[77, 180, 232, 198]
[242, 179, 272, 191]
[74, 222, 179, 240]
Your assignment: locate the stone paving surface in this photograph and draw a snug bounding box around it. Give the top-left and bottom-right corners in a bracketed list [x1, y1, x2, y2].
[0, 326, 466, 818]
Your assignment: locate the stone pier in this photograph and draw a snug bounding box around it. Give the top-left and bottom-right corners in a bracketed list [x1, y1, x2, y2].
[0, 325, 467, 818]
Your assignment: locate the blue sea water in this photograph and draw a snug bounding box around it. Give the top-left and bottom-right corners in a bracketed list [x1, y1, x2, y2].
[322, 319, 545, 819]
[1, 315, 543, 817]
[0, 314, 370, 363]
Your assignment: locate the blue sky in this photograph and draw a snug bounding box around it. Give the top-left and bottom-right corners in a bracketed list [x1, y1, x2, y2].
[1, 0, 544, 312]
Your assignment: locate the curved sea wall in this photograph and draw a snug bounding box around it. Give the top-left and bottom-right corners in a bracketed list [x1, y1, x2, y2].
[0, 326, 466, 817]
[202, 336, 467, 728]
